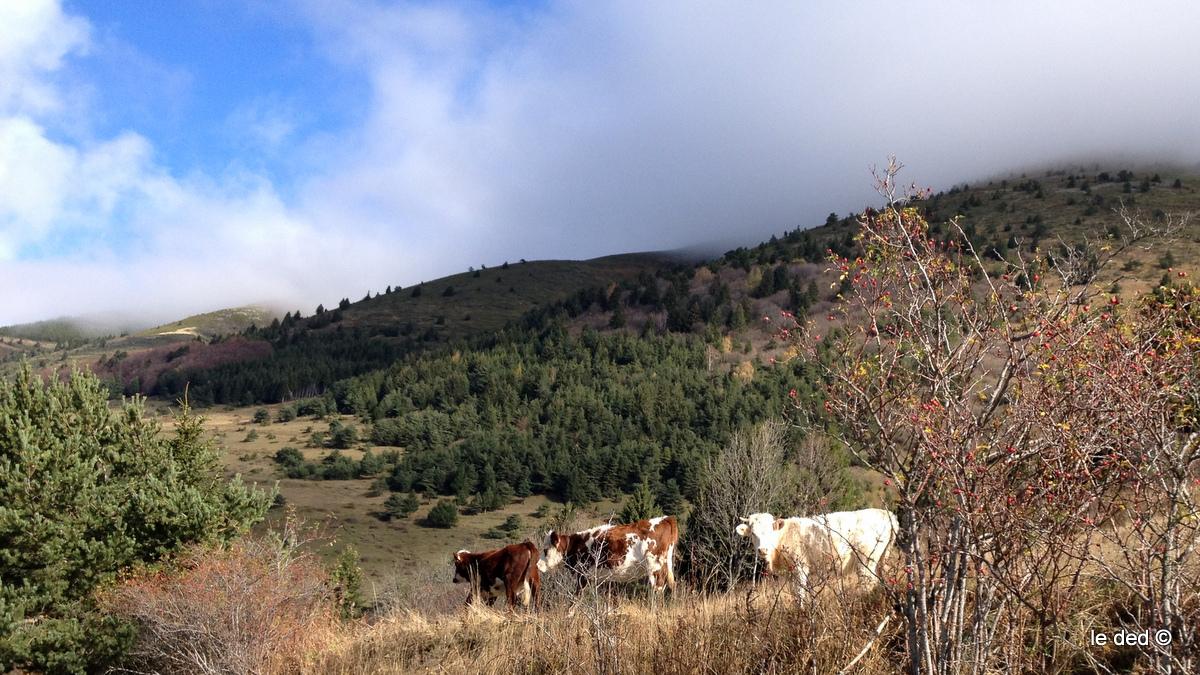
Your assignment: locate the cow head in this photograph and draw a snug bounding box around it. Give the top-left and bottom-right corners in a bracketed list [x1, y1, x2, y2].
[735, 513, 788, 572]
[451, 549, 472, 584]
[537, 531, 567, 573]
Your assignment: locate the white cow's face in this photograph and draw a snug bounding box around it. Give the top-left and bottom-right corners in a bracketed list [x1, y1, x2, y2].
[736, 513, 785, 569]
[538, 531, 565, 573]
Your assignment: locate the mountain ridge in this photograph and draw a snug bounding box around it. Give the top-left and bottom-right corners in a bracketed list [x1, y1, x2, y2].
[5, 165, 1198, 401]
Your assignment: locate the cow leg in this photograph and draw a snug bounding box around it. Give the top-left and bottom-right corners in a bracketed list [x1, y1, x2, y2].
[652, 566, 670, 592]
[795, 564, 812, 603]
[860, 554, 888, 596]
[514, 580, 532, 609]
[868, 551, 889, 587]
[651, 566, 673, 608]
[666, 544, 677, 591]
[528, 577, 540, 610]
[505, 581, 518, 610]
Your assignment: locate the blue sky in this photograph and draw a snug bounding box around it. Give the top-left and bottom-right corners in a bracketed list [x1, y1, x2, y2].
[2, 1, 1199, 325]
[65, 1, 366, 182]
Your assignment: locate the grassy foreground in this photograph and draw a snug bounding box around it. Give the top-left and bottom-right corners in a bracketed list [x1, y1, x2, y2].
[304, 575, 1147, 675]
[312, 589, 903, 675]
[90, 500, 1189, 675]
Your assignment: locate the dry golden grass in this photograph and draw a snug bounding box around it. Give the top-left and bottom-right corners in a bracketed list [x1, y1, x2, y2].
[305, 569, 1177, 675]
[312, 585, 905, 675]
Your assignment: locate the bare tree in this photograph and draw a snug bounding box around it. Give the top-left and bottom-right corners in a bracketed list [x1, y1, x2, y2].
[1085, 280, 1200, 673]
[784, 157, 1191, 674]
[688, 420, 825, 590]
[793, 432, 865, 513]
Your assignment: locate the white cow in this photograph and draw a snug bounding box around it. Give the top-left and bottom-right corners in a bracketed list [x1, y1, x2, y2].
[735, 508, 898, 597]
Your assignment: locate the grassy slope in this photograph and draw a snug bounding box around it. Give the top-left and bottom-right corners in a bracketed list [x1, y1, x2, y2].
[79, 165, 1200, 673]
[0, 318, 101, 344]
[8, 166, 1199, 375]
[312, 591, 906, 674]
[138, 305, 282, 339]
[12, 166, 1199, 583]
[0, 315, 154, 343]
[204, 404, 624, 582]
[319, 253, 680, 341]
[0, 306, 279, 384]
[3, 254, 679, 391]
[922, 168, 1199, 291]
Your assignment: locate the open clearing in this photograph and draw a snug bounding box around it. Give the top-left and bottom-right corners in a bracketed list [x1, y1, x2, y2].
[198, 404, 622, 583]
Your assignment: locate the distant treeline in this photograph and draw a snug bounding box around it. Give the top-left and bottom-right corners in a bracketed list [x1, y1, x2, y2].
[164, 231, 847, 407]
[155, 327, 406, 405]
[0, 318, 117, 350]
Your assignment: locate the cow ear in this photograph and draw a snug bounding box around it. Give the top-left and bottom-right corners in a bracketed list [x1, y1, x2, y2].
[772, 519, 786, 531]
[735, 524, 749, 537]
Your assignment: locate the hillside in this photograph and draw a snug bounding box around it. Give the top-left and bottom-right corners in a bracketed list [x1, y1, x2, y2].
[7, 253, 684, 401]
[717, 166, 1198, 290]
[321, 253, 686, 340]
[0, 315, 147, 347]
[0, 305, 284, 396]
[15, 165, 1195, 404]
[923, 167, 1198, 291]
[138, 305, 282, 339]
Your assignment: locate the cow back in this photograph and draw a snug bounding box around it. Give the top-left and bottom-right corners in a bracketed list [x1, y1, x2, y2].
[567, 516, 677, 571]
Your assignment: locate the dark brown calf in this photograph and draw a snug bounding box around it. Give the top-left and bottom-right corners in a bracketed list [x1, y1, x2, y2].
[452, 541, 540, 609]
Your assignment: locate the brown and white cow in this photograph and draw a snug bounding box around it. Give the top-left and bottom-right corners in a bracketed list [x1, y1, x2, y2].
[452, 541, 541, 609]
[537, 515, 678, 592]
[735, 508, 897, 598]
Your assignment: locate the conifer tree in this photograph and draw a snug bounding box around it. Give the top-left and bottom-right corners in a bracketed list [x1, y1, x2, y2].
[0, 367, 270, 672]
[619, 481, 660, 523]
[426, 499, 459, 528]
[609, 302, 627, 329]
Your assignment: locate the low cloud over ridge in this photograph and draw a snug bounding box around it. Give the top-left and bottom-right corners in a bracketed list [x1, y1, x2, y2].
[3, 0, 1199, 325]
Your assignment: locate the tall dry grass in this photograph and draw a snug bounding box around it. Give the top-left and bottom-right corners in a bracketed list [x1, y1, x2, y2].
[94, 503, 1195, 673]
[99, 514, 353, 675]
[314, 582, 903, 675]
[316, 572, 1169, 675]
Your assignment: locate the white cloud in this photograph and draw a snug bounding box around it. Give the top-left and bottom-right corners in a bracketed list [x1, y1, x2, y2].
[0, 0, 414, 325]
[0, 117, 75, 247]
[297, 0, 1200, 270]
[226, 96, 303, 152]
[0, 120, 161, 258]
[0, 0, 89, 115]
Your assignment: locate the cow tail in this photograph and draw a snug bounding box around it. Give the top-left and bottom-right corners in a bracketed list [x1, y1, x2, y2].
[524, 542, 540, 607]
